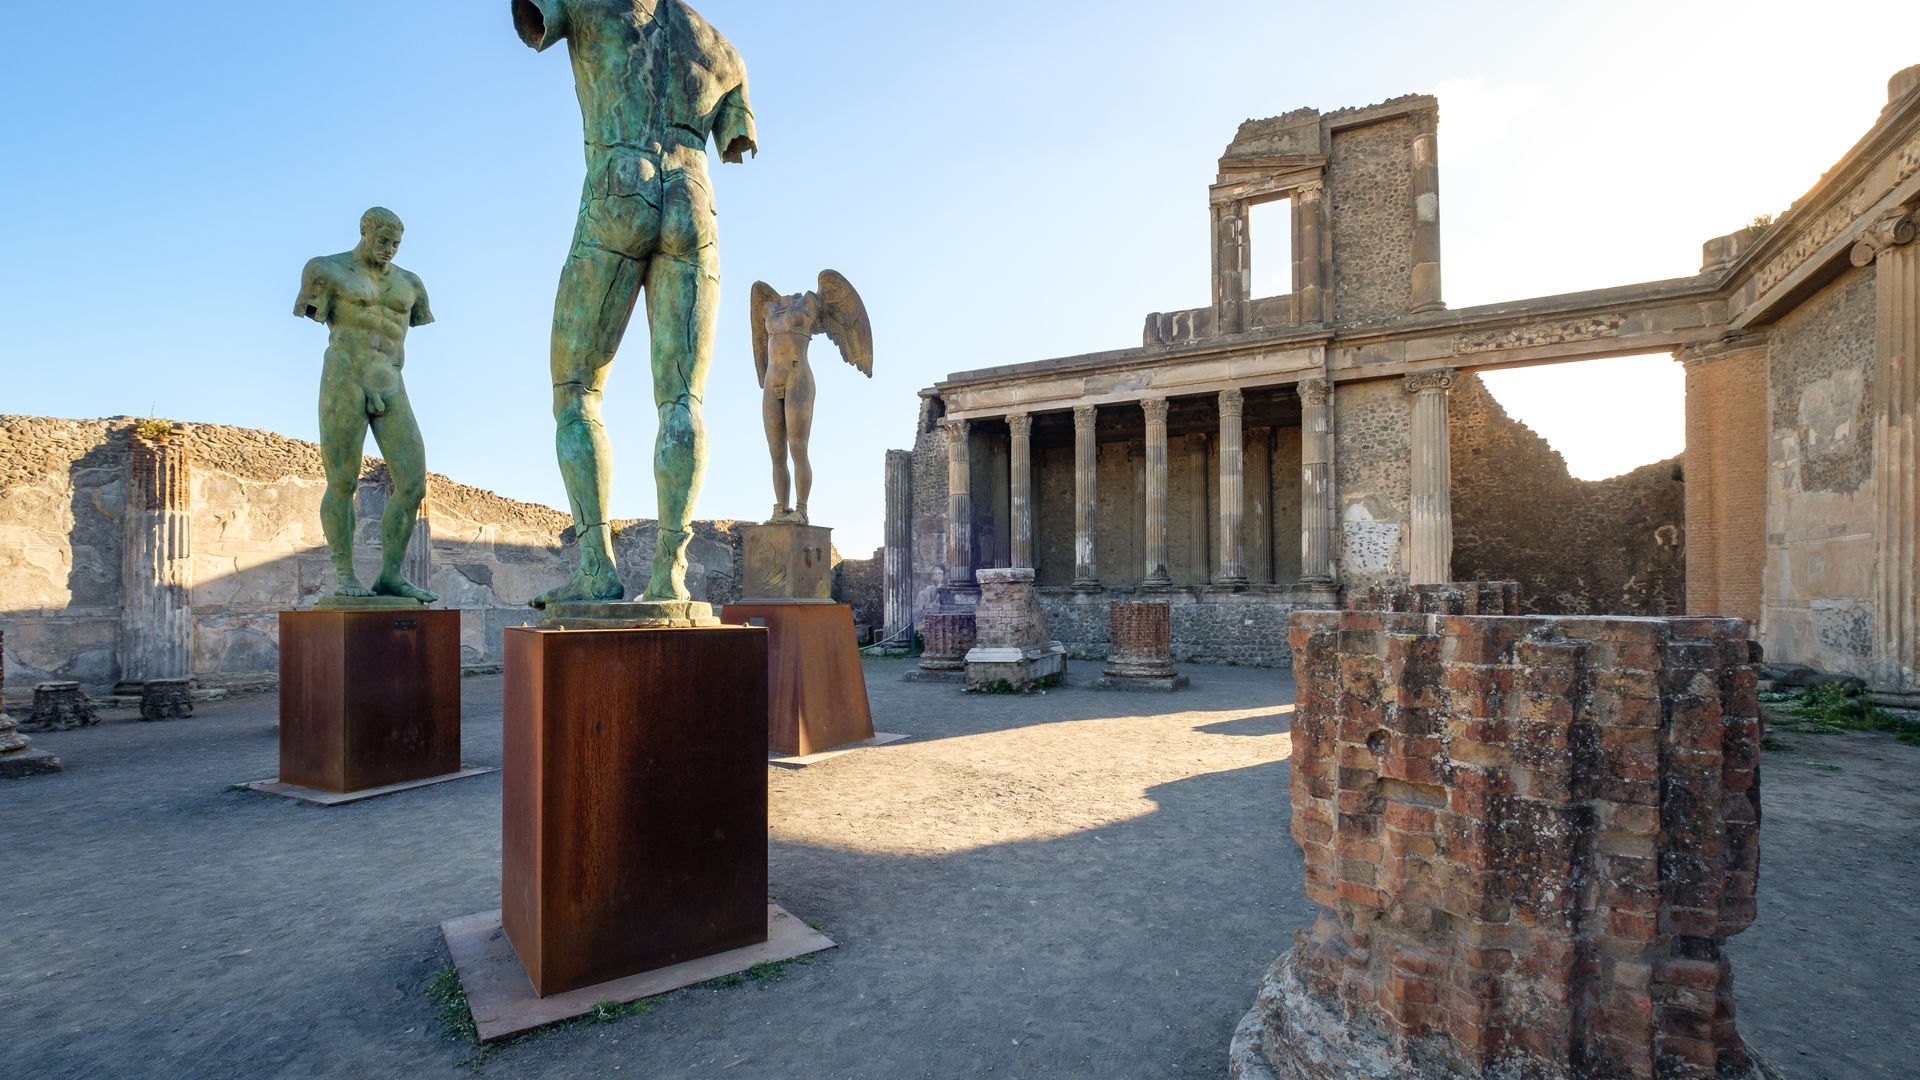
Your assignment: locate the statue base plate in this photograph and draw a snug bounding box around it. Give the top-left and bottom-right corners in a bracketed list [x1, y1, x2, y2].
[314, 595, 428, 611]
[535, 600, 719, 629]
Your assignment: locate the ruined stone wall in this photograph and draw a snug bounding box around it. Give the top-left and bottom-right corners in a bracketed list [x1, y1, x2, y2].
[1328, 117, 1415, 324]
[0, 416, 750, 692]
[1762, 265, 1879, 676]
[908, 400, 949, 618]
[1039, 586, 1315, 666]
[832, 547, 885, 633]
[1333, 378, 1411, 588]
[1449, 373, 1687, 616]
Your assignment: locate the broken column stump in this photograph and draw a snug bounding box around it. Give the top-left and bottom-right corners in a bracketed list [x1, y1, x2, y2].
[139, 678, 194, 722]
[1095, 600, 1187, 691]
[1230, 585, 1779, 1080]
[964, 568, 1066, 692]
[0, 632, 63, 777]
[911, 610, 976, 680]
[22, 682, 98, 733]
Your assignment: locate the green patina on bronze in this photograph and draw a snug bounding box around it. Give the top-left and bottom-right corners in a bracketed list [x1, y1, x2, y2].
[513, 0, 757, 610]
[294, 207, 438, 605]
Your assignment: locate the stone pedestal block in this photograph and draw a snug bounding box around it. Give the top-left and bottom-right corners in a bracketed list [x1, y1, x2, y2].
[22, 682, 97, 733]
[0, 628, 58, 776]
[742, 524, 835, 603]
[965, 568, 1066, 691]
[721, 602, 874, 756]
[1097, 601, 1186, 691]
[917, 611, 976, 675]
[502, 624, 768, 997]
[139, 678, 194, 722]
[277, 609, 461, 793]
[1232, 599, 1774, 1080]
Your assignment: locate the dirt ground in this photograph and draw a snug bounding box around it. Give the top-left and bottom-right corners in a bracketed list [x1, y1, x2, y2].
[1, 658, 1914, 1079]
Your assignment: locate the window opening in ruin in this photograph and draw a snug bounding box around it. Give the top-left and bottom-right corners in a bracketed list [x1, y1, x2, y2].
[1247, 196, 1293, 300]
[1477, 354, 1683, 480]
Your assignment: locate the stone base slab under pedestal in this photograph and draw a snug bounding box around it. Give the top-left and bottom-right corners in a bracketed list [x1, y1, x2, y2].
[965, 642, 1066, 692]
[244, 765, 495, 806]
[1090, 673, 1190, 692]
[768, 731, 908, 768]
[534, 600, 719, 629]
[0, 747, 64, 778]
[442, 904, 835, 1044]
[902, 668, 965, 683]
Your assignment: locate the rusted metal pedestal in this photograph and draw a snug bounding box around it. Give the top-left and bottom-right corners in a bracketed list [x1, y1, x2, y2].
[277, 608, 460, 792]
[721, 602, 874, 757]
[502, 624, 769, 998]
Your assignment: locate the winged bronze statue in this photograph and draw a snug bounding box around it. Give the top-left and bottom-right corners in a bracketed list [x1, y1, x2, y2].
[750, 270, 873, 525]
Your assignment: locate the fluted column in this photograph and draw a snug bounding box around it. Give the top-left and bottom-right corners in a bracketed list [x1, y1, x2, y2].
[943, 417, 973, 587]
[1298, 378, 1336, 584]
[1856, 204, 1920, 693]
[1409, 116, 1444, 314]
[1212, 202, 1251, 335]
[1293, 181, 1328, 325]
[118, 426, 193, 689]
[1216, 388, 1248, 585]
[1073, 404, 1099, 587]
[1008, 412, 1034, 570]
[884, 449, 913, 638]
[403, 494, 433, 593]
[1405, 369, 1456, 585]
[1142, 398, 1171, 586]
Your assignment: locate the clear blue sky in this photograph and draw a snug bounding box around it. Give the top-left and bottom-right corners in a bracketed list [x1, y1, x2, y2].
[2, 2, 1912, 553]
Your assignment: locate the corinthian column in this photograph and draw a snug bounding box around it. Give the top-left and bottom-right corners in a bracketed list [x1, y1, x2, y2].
[1298, 378, 1336, 584]
[884, 449, 913, 638]
[1142, 398, 1171, 586]
[1073, 404, 1099, 587]
[1008, 412, 1034, 569]
[1856, 204, 1920, 694]
[1409, 115, 1444, 314]
[118, 425, 193, 690]
[943, 417, 973, 587]
[1216, 388, 1248, 585]
[1404, 369, 1456, 585]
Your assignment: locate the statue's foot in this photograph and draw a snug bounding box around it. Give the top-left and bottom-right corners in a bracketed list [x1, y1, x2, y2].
[334, 575, 376, 598]
[768, 506, 807, 525]
[765, 503, 790, 525]
[530, 567, 625, 610]
[373, 575, 438, 604]
[637, 528, 691, 603]
[792, 503, 809, 526]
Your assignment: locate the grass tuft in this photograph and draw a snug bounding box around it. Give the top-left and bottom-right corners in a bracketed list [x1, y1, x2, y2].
[1761, 684, 1920, 746]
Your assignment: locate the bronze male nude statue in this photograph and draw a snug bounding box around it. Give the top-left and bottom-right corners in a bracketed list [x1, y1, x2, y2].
[512, 0, 756, 611]
[294, 207, 438, 604]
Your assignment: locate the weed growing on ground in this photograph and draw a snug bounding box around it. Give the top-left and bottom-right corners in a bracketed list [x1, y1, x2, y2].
[1761, 684, 1920, 745]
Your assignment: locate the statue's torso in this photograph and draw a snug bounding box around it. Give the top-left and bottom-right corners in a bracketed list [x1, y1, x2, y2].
[313, 254, 418, 372]
[564, 0, 746, 171]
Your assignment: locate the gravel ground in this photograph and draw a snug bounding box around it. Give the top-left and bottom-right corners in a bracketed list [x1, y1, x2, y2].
[1, 658, 1913, 1079]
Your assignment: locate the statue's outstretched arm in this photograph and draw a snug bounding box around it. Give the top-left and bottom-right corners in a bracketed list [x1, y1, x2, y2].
[511, 0, 568, 52]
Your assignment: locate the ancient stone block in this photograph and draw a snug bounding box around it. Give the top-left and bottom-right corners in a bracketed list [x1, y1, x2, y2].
[1232, 597, 1776, 1080]
[741, 524, 834, 602]
[1097, 601, 1186, 691]
[916, 611, 976, 674]
[965, 568, 1065, 691]
[22, 682, 98, 733]
[1346, 580, 1521, 615]
[139, 678, 194, 722]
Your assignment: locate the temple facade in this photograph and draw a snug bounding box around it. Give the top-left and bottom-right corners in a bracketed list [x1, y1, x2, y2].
[883, 68, 1920, 706]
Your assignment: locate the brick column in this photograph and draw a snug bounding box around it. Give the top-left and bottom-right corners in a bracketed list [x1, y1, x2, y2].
[1854, 203, 1920, 695]
[1297, 378, 1336, 585]
[1232, 594, 1771, 1080]
[883, 449, 913, 640]
[118, 425, 193, 691]
[1072, 404, 1099, 587]
[1008, 412, 1034, 570]
[1142, 397, 1171, 586]
[1409, 114, 1444, 314]
[1674, 335, 1768, 623]
[943, 417, 972, 588]
[1216, 388, 1248, 585]
[1404, 369, 1456, 585]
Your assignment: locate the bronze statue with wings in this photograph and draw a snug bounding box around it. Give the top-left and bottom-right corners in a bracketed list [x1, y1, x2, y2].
[750, 270, 873, 525]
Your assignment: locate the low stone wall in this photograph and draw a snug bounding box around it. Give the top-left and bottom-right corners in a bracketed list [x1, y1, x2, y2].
[1232, 585, 1769, 1080]
[1038, 586, 1335, 667]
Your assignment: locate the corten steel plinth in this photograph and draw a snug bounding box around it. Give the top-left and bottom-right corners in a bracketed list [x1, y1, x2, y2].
[721, 602, 873, 756]
[503, 624, 769, 998]
[277, 609, 460, 793]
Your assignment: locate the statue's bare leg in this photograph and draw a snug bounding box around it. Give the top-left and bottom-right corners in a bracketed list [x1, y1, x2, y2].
[318, 369, 374, 596]
[763, 383, 790, 519]
[641, 175, 719, 603]
[368, 389, 438, 603]
[532, 233, 644, 609]
[784, 362, 816, 525]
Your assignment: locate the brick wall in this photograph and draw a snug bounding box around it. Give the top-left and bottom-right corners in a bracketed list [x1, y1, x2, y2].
[1683, 351, 1768, 623]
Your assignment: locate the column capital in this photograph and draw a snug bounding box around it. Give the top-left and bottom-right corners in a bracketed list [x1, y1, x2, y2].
[941, 415, 971, 436]
[1073, 403, 1098, 432]
[1296, 377, 1332, 407]
[1851, 204, 1919, 266]
[1404, 368, 1457, 395]
[1007, 411, 1032, 438]
[1294, 178, 1324, 200]
[1141, 397, 1169, 425]
[1219, 387, 1245, 418]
